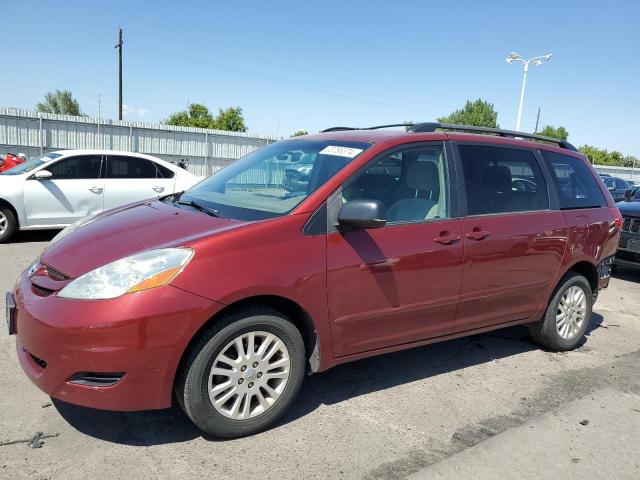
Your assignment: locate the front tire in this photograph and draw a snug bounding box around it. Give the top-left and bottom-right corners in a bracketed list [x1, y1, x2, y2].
[529, 273, 593, 351]
[0, 206, 17, 243]
[176, 307, 306, 438]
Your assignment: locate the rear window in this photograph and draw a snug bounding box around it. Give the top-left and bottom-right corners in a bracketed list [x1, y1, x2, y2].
[540, 151, 607, 210]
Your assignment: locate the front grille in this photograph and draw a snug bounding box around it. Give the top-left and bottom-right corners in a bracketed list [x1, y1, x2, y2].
[43, 264, 70, 281]
[616, 250, 640, 263]
[31, 284, 54, 297]
[68, 372, 125, 387]
[622, 216, 640, 234]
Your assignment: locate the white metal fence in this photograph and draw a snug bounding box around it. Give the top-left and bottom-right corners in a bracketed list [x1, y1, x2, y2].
[0, 108, 277, 176]
[592, 164, 640, 183]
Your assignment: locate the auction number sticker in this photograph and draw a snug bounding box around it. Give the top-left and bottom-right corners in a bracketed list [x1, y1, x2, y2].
[319, 146, 363, 158]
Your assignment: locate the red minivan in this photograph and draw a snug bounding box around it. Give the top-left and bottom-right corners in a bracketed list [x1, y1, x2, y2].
[8, 123, 621, 438]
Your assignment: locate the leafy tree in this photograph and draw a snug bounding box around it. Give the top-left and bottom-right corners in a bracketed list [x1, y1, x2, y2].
[36, 90, 83, 116]
[214, 107, 247, 132]
[538, 125, 568, 141]
[165, 104, 247, 132]
[291, 130, 308, 137]
[578, 145, 625, 166]
[437, 99, 499, 128]
[165, 103, 215, 129]
[622, 155, 640, 168]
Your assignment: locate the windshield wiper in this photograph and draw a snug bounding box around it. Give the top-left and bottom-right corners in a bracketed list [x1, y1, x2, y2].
[177, 199, 222, 217]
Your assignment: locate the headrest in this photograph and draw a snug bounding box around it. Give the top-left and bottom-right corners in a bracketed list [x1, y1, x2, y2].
[406, 161, 439, 191]
[484, 166, 512, 193]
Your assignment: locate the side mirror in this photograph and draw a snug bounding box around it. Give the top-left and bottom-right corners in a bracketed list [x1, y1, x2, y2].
[34, 170, 52, 180]
[608, 185, 616, 191]
[337, 199, 386, 230]
[624, 189, 634, 202]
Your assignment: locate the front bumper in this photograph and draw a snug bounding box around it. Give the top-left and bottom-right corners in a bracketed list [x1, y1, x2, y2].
[13, 273, 222, 411]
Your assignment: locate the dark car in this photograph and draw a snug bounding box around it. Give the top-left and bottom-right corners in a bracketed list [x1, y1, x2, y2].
[615, 187, 640, 269]
[9, 122, 621, 438]
[603, 176, 631, 202]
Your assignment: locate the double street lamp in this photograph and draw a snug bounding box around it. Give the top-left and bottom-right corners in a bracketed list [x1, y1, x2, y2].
[506, 51, 553, 132]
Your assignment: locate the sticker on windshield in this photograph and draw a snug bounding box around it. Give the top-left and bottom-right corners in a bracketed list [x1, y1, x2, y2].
[319, 146, 363, 158]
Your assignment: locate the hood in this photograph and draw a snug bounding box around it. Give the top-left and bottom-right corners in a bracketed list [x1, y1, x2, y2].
[41, 200, 246, 278]
[616, 200, 640, 216]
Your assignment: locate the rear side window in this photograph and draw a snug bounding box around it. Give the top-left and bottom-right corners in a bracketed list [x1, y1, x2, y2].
[107, 156, 173, 179]
[458, 145, 549, 215]
[540, 151, 607, 210]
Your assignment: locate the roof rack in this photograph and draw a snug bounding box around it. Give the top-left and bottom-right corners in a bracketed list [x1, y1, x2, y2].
[408, 122, 577, 151]
[320, 122, 577, 151]
[321, 123, 412, 133]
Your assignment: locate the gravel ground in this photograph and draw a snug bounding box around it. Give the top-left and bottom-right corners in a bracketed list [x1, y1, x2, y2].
[0, 230, 638, 480]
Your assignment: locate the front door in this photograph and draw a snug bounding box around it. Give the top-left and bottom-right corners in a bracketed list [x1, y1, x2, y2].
[23, 155, 105, 226]
[453, 143, 567, 331]
[326, 143, 463, 357]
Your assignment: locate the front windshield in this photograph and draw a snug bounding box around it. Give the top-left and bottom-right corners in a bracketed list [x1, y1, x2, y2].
[178, 139, 370, 220]
[0, 152, 61, 175]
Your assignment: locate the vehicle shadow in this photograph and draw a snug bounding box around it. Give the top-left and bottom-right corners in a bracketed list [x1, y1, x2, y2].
[52, 317, 609, 446]
[9, 229, 59, 244]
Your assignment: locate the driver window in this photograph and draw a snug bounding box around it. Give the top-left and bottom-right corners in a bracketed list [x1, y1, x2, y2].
[47, 155, 103, 179]
[342, 144, 449, 223]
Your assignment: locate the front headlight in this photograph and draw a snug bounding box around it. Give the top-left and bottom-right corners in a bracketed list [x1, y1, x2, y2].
[58, 248, 194, 300]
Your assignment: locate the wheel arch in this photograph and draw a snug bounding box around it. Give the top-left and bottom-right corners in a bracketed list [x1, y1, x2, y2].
[0, 197, 20, 228]
[563, 260, 598, 293]
[174, 294, 320, 390]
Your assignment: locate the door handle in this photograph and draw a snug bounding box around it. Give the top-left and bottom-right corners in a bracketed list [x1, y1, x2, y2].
[434, 232, 461, 245]
[465, 229, 490, 240]
[89, 187, 103, 194]
[152, 186, 165, 193]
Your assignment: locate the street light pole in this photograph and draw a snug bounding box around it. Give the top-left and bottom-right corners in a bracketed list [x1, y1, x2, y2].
[506, 51, 552, 132]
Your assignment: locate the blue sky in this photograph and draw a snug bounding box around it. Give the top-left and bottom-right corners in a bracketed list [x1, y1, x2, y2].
[2, 0, 639, 156]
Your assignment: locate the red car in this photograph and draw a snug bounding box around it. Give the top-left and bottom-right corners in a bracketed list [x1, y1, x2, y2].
[0, 153, 26, 173]
[8, 123, 621, 438]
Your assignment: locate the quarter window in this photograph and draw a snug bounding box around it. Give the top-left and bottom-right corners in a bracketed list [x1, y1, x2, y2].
[458, 145, 549, 215]
[46, 155, 103, 179]
[341, 144, 449, 223]
[540, 151, 607, 210]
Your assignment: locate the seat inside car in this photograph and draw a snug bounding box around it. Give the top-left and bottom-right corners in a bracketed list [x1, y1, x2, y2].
[387, 161, 441, 222]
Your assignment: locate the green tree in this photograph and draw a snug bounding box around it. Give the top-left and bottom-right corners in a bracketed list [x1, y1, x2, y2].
[538, 125, 569, 141]
[214, 107, 247, 132]
[164, 104, 247, 132]
[36, 90, 83, 116]
[165, 103, 215, 129]
[291, 129, 308, 137]
[578, 145, 624, 166]
[437, 99, 499, 128]
[622, 155, 640, 168]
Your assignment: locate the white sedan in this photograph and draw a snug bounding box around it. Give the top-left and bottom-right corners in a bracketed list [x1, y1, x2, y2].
[0, 149, 201, 243]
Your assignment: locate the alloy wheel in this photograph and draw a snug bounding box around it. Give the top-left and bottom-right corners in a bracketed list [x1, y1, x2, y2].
[208, 331, 291, 420]
[556, 285, 587, 340]
[0, 211, 7, 236]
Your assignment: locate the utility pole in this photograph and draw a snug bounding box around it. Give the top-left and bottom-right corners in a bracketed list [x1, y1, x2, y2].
[115, 28, 123, 120]
[534, 107, 541, 133]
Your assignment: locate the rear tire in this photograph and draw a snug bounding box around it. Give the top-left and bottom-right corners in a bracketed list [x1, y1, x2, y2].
[529, 273, 593, 351]
[175, 307, 305, 438]
[0, 206, 17, 244]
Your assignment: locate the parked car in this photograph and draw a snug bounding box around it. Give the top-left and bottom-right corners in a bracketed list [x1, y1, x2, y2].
[0, 149, 200, 243]
[9, 123, 621, 438]
[602, 176, 631, 202]
[614, 187, 640, 269]
[0, 153, 26, 173]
